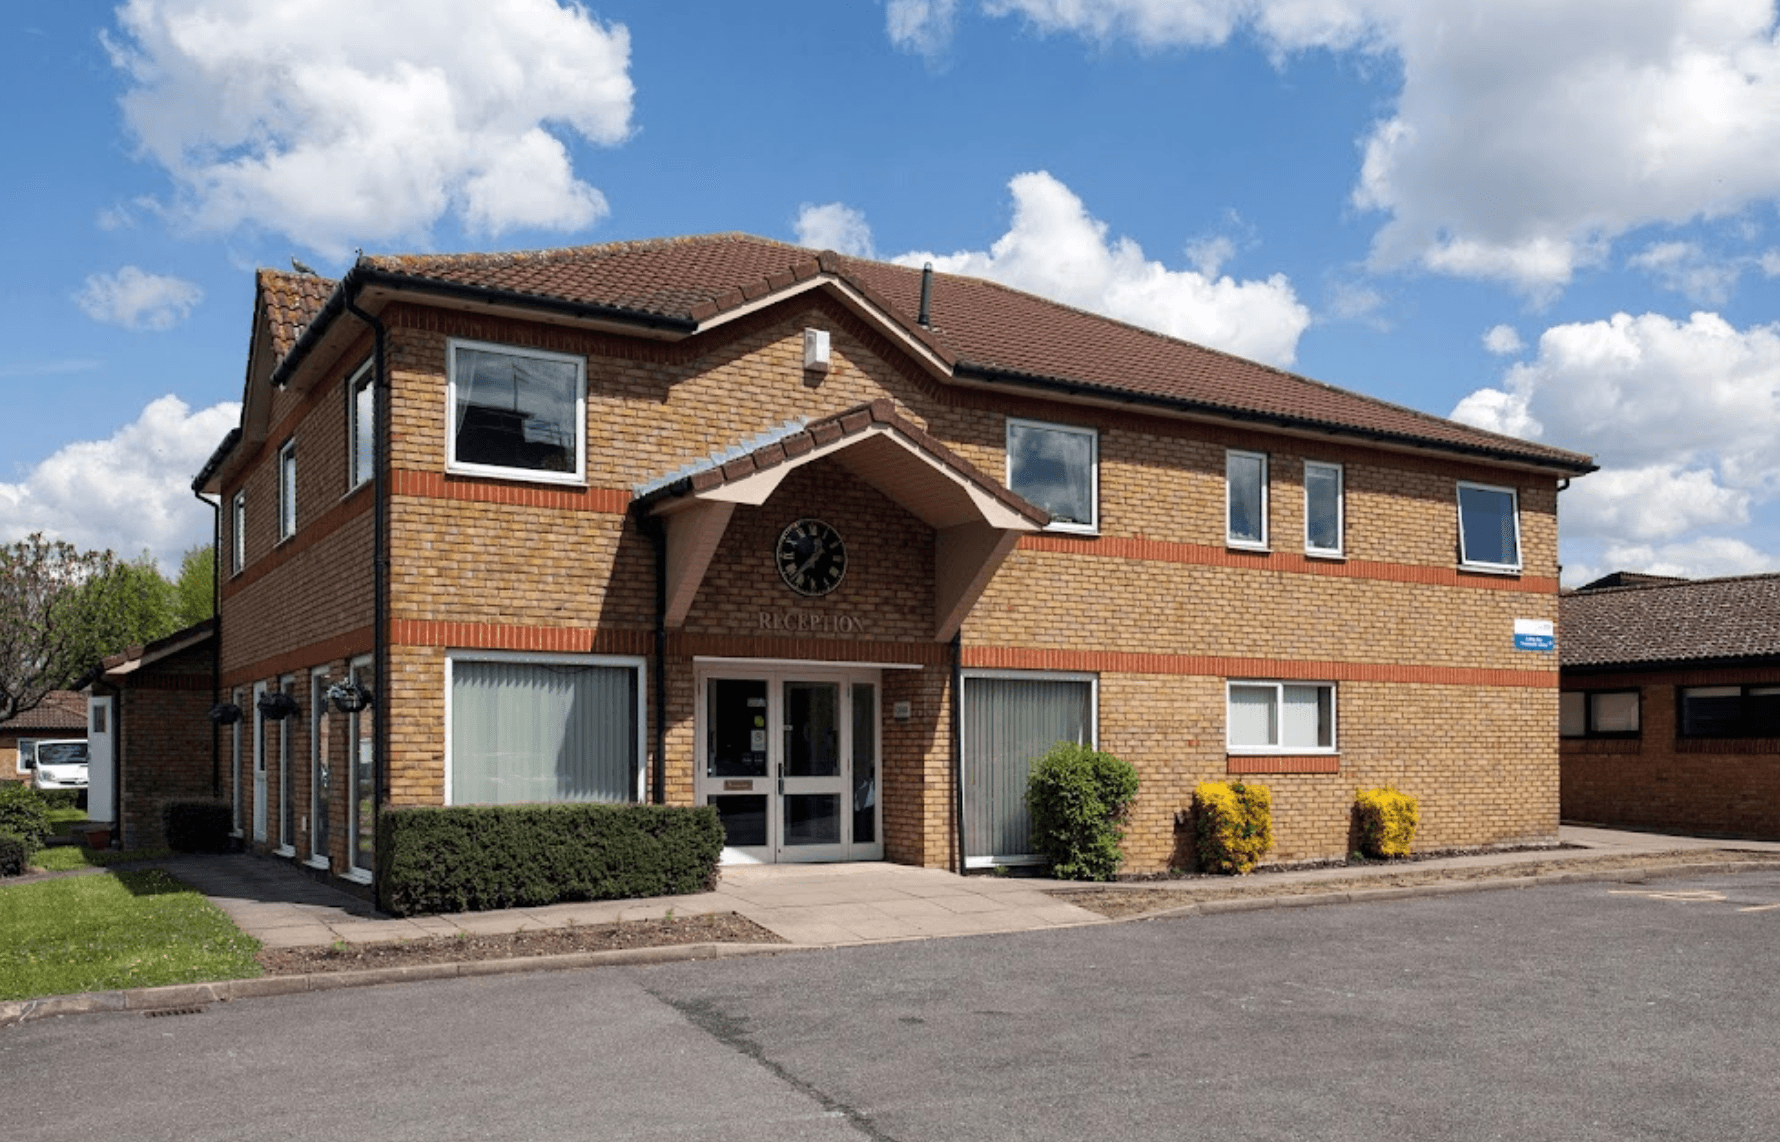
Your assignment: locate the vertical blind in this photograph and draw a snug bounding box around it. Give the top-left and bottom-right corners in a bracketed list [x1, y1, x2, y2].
[452, 661, 638, 804]
[962, 677, 1092, 860]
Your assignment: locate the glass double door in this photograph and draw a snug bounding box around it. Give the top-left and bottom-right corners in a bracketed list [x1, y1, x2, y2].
[699, 668, 881, 864]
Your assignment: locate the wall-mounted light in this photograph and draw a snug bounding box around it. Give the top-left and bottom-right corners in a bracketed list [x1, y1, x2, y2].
[257, 691, 301, 721]
[207, 702, 243, 726]
[327, 679, 374, 714]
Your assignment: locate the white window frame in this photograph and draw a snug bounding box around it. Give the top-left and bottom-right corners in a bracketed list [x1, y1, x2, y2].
[445, 338, 587, 486]
[1457, 481, 1522, 574]
[230, 689, 243, 836]
[306, 665, 331, 870]
[274, 673, 297, 857]
[231, 491, 246, 575]
[1303, 460, 1343, 558]
[277, 439, 297, 542]
[442, 650, 648, 807]
[1225, 680, 1338, 755]
[1004, 417, 1099, 535]
[959, 668, 1099, 868]
[1226, 449, 1269, 550]
[347, 358, 374, 492]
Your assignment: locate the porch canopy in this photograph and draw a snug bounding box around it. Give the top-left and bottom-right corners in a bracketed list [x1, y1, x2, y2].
[634, 399, 1049, 641]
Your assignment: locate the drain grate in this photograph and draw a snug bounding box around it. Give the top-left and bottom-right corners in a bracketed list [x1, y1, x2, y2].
[143, 1006, 207, 1018]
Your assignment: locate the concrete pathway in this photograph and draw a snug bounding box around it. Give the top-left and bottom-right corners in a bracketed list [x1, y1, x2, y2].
[157, 824, 1780, 952]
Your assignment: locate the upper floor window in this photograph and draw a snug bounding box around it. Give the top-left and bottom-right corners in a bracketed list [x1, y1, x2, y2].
[349, 360, 374, 489]
[1303, 460, 1342, 557]
[278, 439, 297, 541]
[1006, 418, 1097, 533]
[1228, 680, 1335, 754]
[1679, 685, 1780, 738]
[447, 339, 585, 484]
[1560, 690, 1640, 738]
[231, 491, 246, 574]
[1226, 450, 1268, 549]
[1457, 482, 1520, 572]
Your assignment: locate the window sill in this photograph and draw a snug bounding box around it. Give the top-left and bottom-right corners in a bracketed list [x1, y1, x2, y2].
[1304, 550, 1345, 561]
[445, 462, 587, 488]
[1226, 542, 1270, 554]
[1227, 754, 1340, 775]
[1458, 563, 1522, 577]
[340, 867, 373, 885]
[273, 845, 296, 858]
[275, 533, 296, 548]
[1040, 523, 1098, 537]
[303, 856, 331, 871]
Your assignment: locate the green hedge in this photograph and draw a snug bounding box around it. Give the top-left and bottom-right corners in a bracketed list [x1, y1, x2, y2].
[0, 831, 30, 877]
[377, 802, 725, 917]
[0, 784, 50, 853]
[163, 801, 235, 853]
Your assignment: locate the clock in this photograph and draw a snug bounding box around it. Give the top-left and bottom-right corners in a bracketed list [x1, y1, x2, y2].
[776, 519, 847, 597]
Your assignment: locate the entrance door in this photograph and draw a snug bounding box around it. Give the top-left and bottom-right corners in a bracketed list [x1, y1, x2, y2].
[86, 696, 115, 825]
[252, 680, 268, 843]
[699, 668, 882, 864]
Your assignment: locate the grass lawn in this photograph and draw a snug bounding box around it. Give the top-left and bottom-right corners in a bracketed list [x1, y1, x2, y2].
[45, 805, 88, 836]
[31, 845, 173, 872]
[0, 869, 261, 1001]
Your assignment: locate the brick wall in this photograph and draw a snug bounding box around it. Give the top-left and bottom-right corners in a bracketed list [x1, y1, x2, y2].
[1562, 665, 1780, 840]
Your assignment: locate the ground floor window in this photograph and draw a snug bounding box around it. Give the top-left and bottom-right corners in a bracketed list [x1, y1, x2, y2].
[1227, 681, 1335, 753]
[1561, 690, 1641, 738]
[961, 672, 1095, 866]
[1679, 684, 1780, 738]
[448, 653, 644, 805]
[348, 657, 375, 879]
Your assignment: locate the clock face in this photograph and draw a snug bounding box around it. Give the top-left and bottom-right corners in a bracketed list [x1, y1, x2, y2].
[776, 519, 847, 597]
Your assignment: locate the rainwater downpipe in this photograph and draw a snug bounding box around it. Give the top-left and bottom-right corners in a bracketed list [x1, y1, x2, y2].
[343, 296, 391, 821]
[193, 487, 221, 796]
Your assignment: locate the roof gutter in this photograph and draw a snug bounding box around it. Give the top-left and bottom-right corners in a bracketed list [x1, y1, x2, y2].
[952, 363, 1599, 477]
[1563, 653, 1780, 676]
[270, 264, 698, 391]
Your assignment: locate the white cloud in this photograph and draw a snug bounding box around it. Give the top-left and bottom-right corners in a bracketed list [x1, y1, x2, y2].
[795, 203, 876, 257]
[1763, 249, 1780, 276]
[106, 0, 634, 257]
[1579, 536, 1780, 583]
[0, 396, 239, 570]
[891, 171, 1311, 366]
[1455, 310, 1780, 577]
[73, 267, 203, 331]
[887, 0, 961, 56]
[1627, 240, 1742, 305]
[1482, 324, 1523, 355]
[953, 1, 1780, 295]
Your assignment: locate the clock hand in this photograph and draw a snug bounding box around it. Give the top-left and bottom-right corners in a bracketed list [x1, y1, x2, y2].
[795, 541, 826, 576]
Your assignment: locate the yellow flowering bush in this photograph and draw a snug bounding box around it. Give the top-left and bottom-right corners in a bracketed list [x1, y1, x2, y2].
[1193, 780, 1272, 874]
[1355, 787, 1419, 859]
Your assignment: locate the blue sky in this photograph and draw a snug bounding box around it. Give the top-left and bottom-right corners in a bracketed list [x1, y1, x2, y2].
[4, 0, 1780, 586]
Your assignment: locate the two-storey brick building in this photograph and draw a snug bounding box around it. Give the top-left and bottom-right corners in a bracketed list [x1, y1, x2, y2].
[191, 234, 1592, 891]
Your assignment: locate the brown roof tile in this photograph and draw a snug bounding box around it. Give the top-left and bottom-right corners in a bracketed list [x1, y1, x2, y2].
[0, 691, 88, 732]
[257, 269, 335, 360]
[344, 235, 1588, 470]
[1561, 574, 1780, 668]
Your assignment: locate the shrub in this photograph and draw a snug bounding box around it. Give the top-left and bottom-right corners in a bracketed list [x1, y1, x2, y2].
[1355, 787, 1419, 859]
[36, 788, 81, 810]
[1193, 781, 1272, 874]
[164, 801, 235, 853]
[0, 783, 50, 853]
[1024, 742, 1140, 881]
[0, 831, 30, 876]
[377, 802, 725, 917]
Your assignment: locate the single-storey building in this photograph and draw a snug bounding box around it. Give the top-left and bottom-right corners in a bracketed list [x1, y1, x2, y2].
[1561, 572, 1780, 839]
[1, 690, 88, 786]
[185, 234, 1593, 896]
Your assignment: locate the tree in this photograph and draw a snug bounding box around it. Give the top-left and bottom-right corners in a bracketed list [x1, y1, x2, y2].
[58, 553, 179, 676]
[0, 534, 119, 722]
[172, 544, 215, 627]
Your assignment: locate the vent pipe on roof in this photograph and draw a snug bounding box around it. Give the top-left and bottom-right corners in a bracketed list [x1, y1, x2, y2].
[918, 262, 933, 328]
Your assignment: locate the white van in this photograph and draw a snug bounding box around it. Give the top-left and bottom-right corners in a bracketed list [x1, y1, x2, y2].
[28, 739, 90, 793]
